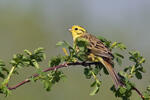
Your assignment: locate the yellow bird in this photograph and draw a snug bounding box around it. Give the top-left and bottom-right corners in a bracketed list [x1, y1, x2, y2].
[69, 25, 122, 89]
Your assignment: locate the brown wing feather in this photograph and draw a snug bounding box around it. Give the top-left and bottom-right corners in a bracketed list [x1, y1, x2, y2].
[81, 33, 123, 88]
[81, 33, 113, 60]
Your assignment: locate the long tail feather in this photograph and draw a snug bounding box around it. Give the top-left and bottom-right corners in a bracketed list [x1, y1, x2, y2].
[97, 57, 122, 89]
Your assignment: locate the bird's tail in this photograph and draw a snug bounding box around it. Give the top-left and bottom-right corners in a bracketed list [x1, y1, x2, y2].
[97, 57, 122, 89]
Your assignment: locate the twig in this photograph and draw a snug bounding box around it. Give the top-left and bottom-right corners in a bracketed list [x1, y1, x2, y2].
[2, 66, 15, 85]
[133, 87, 145, 100]
[7, 62, 97, 90]
[7, 62, 144, 99]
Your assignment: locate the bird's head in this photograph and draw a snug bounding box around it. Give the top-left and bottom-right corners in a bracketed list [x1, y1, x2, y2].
[69, 25, 86, 41]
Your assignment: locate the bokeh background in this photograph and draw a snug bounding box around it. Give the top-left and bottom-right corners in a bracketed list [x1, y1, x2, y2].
[0, 0, 150, 100]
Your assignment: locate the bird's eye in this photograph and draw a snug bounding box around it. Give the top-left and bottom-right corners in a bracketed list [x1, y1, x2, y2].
[74, 28, 78, 30]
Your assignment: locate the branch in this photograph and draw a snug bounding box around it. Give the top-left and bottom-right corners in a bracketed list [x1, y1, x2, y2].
[133, 87, 145, 100]
[7, 62, 98, 90]
[7, 62, 145, 99]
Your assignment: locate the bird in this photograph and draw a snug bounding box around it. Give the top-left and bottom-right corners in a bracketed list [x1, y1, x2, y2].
[69, 25, 122, 89]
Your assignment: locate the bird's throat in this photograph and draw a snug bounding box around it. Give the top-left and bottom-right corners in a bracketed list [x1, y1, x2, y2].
[71, 32, 84, 41]
[72, 32, 79, 41]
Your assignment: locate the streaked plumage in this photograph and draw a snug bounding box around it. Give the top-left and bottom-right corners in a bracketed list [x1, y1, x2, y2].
[69, 25, 122, 89]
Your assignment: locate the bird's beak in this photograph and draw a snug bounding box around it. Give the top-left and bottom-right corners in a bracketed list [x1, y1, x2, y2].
[68, 28, 72, 32]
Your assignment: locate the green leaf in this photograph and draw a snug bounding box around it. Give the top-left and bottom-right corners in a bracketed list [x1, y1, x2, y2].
[97, 36, 111, 48]
[147, 85, 150, 91]
[110, 85, 116, 93]
[117, 43, 126, 50]
[97, 36, 106, 40]
[0, 60, 5, 67]
[51, 71, 65, 83]
[75, 38, 89, 52]
[113, 53, 124, 66]
[56, 41, 64, 46]
[44, 80, 52, 91]
[90, 81, 96, 87]
[139, 58, 146, 64]
[32, 48, 46, 62]
[110, 42, 126, 50]
[116, 57, 122, 66]
[0, 85, 11, 96]
[143, 93, 150, 100]
[124, 67, 130, 72]
[49, 56, 62, 67]
[84, 68, 92, 79]
[76, 51, 87, 61]
[90, 85, 100, 96]
[119, 87, 126, 94]
[115, 53, 124, 59]
[103, 67, 109, 75]
[0, 60, 9, 79]
[126, 83, 132, 90]
[93, 67, 100, 75]
[24, 49, 32, 55]
[29, 76, 37, 82]
[10, 54, 28, 68]
[36, 68, 45, 76]
[56, 41, 72, 48]
[111, 42, 118, 49]
[135, 71, 142, 79]
[32, 59, 39, 69]
[34, 47, 44, 54]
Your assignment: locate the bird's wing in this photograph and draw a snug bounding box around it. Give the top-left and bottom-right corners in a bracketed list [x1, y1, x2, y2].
[81, 33, 122, 88]
[81, 33, 113, 60]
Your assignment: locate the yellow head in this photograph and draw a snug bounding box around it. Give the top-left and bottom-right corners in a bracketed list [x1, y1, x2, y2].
[69, 25, 86, 41]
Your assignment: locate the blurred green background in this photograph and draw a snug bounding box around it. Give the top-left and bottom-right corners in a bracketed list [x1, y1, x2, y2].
[0, 0, 150, 100]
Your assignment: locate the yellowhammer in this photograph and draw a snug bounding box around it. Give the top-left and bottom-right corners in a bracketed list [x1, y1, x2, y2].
[69, 25, 122, 89]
